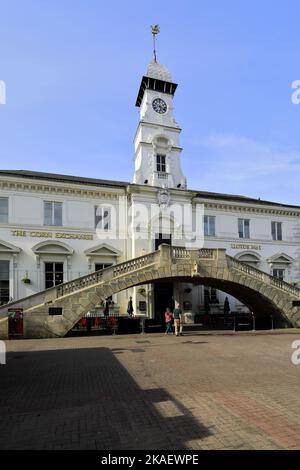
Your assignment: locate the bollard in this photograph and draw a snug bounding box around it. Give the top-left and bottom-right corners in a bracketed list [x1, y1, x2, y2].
[0, 340, 6, 365]
[252, 312, 255, 332]
[140, 317, 145, 335]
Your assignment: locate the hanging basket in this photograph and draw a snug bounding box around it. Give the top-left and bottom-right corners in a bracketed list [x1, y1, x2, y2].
[22, 272, 31, 284]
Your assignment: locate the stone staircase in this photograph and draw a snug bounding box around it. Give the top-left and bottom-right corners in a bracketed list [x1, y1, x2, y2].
[1, 245, 300, 338]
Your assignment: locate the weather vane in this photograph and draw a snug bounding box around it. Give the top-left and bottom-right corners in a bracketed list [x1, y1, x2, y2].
[151, 24, 160, 62]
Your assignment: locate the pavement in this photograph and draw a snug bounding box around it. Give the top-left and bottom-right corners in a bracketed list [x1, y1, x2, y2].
[1, 330, 300, 450]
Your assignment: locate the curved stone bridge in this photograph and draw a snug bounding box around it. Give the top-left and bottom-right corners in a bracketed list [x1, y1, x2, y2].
[1, 244, 300, 338]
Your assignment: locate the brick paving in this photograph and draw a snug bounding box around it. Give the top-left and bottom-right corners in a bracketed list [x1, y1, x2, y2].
[0, 331, 300, 450]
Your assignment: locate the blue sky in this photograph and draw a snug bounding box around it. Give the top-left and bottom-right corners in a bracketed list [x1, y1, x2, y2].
[0, 0, 300, 205]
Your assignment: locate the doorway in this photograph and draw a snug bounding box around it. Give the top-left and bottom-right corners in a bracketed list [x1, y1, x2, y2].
[154, 233, 173, 323]
[0, 260, 9, 305]
[154, 281, 174, 324]
[155, 233, 171, 251]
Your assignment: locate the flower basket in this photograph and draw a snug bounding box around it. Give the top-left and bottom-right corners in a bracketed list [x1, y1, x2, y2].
[22, 273, 31, 284]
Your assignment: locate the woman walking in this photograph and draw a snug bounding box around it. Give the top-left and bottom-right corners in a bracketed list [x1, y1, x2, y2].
[164, 308, 173, 335]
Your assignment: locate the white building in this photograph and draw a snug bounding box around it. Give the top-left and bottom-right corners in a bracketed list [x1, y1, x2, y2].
[1, 48, 300, 327]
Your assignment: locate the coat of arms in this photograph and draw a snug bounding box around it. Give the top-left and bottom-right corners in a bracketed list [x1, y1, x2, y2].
[157, 188, 170, 209]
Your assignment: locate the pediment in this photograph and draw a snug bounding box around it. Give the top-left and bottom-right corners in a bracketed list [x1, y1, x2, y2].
[0, 239, 21, 254]
[235, 250, 261, 263]
[84, 243, 122, 257]
[267, 252, 294, 264]
[32, 240, 74, 255]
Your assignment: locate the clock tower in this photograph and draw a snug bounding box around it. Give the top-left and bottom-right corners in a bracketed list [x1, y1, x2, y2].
[133, 27, 187, 189]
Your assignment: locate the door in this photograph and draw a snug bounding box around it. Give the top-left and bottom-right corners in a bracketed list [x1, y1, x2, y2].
[154, 282, 174, 324]
[155, 233, 171, 251]
[154, 234, 173, 323]
[45, 262, 64, 289]
[0, 260, 9, 305]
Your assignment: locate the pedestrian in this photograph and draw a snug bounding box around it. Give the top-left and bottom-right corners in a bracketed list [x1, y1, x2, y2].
[103, 299, 110, 317]
[224, 296, 230, 314]
[127, 296, 134, 317]
[173, 302, 183, 336]
[86, 314, 93, 334]
[164, 307, 173, 335]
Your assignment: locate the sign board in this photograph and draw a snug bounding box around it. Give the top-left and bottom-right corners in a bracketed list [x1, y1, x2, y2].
[49, 307, 63, 315]
[292, 301, 300, 307]
[139, 301, 147, 312]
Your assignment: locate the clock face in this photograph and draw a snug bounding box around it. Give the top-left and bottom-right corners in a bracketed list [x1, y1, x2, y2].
[152, 98, 167, 114]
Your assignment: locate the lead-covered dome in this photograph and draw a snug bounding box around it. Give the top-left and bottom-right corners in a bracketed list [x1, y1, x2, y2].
[146, 60, 173, 82]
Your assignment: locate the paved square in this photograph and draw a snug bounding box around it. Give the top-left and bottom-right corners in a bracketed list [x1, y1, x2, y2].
[1, 331, 300, 450]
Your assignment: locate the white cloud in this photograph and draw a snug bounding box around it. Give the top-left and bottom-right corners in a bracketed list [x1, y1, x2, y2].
[188, 132, 300, 204]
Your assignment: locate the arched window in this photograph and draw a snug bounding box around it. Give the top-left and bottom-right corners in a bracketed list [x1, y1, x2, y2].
[153, 136, 169, 175]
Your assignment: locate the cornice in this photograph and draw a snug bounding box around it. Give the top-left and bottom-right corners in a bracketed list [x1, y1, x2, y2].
[0, 178, 125, 200]
[135, 141, 183, 153]
[202, 201, 300, 218]
[133, 121, 181, 143]
[1, 176, 299, 217]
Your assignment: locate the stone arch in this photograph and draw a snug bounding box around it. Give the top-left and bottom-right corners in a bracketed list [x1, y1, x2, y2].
[52, 272, 291, 339]
[1, 246, 299, 338]
[31, 240, 74, 255]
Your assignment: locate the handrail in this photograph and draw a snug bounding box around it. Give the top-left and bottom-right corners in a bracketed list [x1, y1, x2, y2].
[227, 255, 300, 297]
[198, 249, 215, 259]
[57, 251, 158, 298]
[172, 247, 215, 259]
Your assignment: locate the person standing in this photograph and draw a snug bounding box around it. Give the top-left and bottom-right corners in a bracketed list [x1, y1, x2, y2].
[164, 308, 173, 335]
[173, 302, 183, 336]
[224, 296, 230, 314]
[103, 299, 110, 317]
[127, 296, 134, 316]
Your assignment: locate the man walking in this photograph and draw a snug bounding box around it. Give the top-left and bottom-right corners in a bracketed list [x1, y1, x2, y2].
[224, 296, 230, 314]
[127, 296, 134, 317]
[173, 302, 183, 336]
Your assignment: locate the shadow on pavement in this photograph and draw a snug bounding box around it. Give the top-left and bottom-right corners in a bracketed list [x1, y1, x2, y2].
[0, 347, 212, 450]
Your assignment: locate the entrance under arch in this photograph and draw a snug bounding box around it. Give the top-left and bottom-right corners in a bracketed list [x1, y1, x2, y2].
[1, 245, 299, 339]
[154, 234, 174, 322]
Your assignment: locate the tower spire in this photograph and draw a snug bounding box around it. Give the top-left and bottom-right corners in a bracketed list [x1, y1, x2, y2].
[151, 24, 160, 63]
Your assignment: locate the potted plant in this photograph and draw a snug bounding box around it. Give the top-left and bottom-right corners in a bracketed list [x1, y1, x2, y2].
[22, 272, 31, 284]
